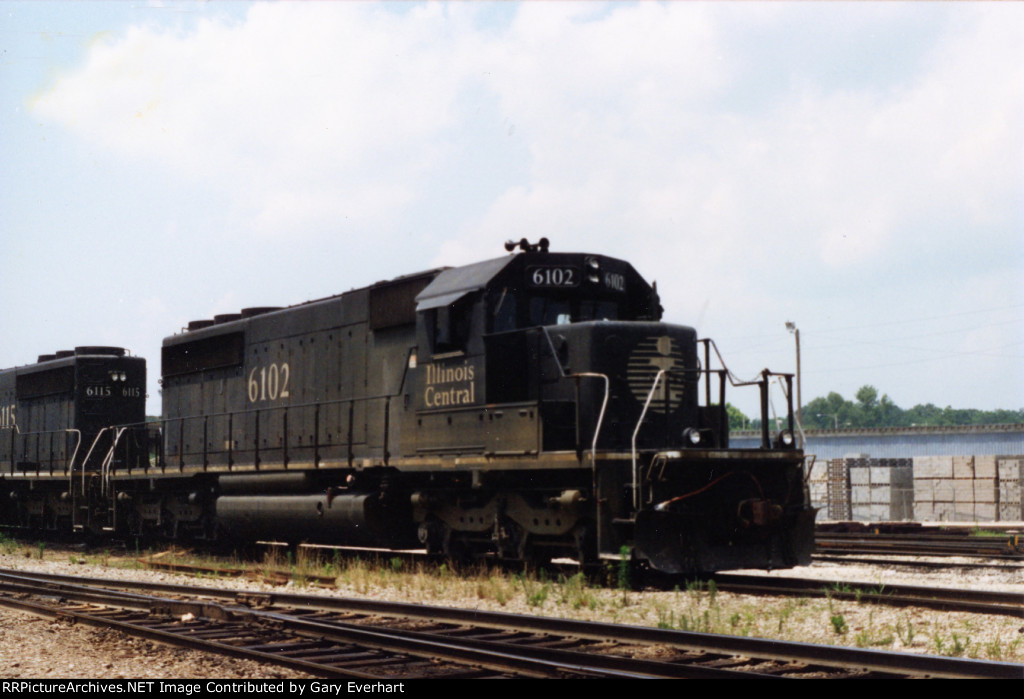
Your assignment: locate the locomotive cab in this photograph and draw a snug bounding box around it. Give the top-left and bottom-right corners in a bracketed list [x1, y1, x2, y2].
[408, 242, 712, 457]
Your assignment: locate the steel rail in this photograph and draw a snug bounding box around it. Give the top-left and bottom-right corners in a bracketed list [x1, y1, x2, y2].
[814, 530, 1024, 559]
[812, 553, 1024, 574]
[0, 575, 748, 679]
[1, 569, 1020, 679]
[711, 573, 1024, 618]
[0, 591, 382, 679]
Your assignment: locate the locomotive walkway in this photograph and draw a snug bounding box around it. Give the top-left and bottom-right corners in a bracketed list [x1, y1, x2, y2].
[0, 569, 1020, 679]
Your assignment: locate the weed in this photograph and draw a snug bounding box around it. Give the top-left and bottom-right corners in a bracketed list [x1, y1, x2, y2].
[617, 546, 632, 591]
[987, 636, 1022, 661]
[476, 576, 510, 606]
[0, 532, 17, 555]
[950, 633, 971, 657]
[854, 611, 893, 648]
[524, 580, 551, 608]
[614, 546, 633, 606]
[510, 572, 546, 607]
[36, 541, 45, 560]
[933, 632, 972, 657]
[830, 614, 848, 635]
[777, 602, 794, 634]
[896, 617, 916, 646]
[655, 604, 675, 630]
[970, 527, 1003, 538]
[559, 572, 597, 610]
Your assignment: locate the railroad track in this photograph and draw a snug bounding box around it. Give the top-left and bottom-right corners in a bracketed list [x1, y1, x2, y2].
[0, 569, 1020, 679]
[711, 574, 1024, 618]
[813, 553, 1024, 574]
[138, 556, 1024, 618]
[814, 524, 1024, 559]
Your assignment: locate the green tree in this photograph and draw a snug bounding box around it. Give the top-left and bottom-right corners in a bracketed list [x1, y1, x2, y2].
[801, 389, 1022, 429]
[726, 403, 751, 431]
[803, 391, 854, 429]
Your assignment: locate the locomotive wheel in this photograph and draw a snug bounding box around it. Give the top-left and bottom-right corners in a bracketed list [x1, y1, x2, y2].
[442, 533, 474, 565]
[572, 521, 597, 566]
[417, 517, 447, 556]
[494, 517, 526, 561]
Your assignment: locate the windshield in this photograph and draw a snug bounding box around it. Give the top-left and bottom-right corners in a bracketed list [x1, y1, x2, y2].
[491, 289, 622, 332]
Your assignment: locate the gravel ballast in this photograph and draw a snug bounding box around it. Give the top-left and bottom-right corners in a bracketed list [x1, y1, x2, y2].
[0, 546, 1021, 678]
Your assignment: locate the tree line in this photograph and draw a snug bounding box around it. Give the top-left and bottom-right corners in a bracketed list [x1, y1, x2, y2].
[729, 385, 1024, 431]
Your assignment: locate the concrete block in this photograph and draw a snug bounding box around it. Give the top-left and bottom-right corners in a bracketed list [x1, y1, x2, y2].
[999, 482, 1022, 504]
[849, 467, 870, 485]
[892, 466, 913, 489]
[998, 502, 1023, 521]
[869, 484, 890, 504]
[913, 479, 935, 502]
[998, 458, 1023, 481]
[868, 467, 891, 485]
[953, 481, 974, 503]
[851, 485, 871, 504]
[870, 504, 891, 520]
[973, 503, 996, 522]
[973, 478, 997, 504]
[933, 480, 954, 502]
[914, 502, 934, 521]
[953, 455, 975, 479]
[914, 455, 954, 479]
[974, 455, 996, 479]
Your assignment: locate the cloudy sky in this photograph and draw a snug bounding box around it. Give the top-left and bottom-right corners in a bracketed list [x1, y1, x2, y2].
[2, 1, 1021, 419]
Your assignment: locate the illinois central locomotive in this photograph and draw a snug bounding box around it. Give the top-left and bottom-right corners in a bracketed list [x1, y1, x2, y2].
[0, 346, 146, 533]
[1, 240, 814, 574]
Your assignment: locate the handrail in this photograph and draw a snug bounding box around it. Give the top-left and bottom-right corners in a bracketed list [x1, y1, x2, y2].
[631, 368, 666, 510]
[157, 382, 414, 471]
[698, 337, 797, 446]
[101, 426, 128, 496]
[65, 429, 82, 482]
[77, 427, 110, 494]
[540, 327, 610, 464]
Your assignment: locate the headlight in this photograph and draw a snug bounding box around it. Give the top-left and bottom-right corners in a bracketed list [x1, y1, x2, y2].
[683, 428, 703, 446]
[774, 430, 796, 449]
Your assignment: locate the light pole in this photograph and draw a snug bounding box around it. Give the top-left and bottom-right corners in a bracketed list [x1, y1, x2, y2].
[785, 321, 802, 446]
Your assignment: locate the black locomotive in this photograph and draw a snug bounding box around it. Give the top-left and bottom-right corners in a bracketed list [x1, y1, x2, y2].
[0, 346, 146, 533]
[1, 241, 814, 574]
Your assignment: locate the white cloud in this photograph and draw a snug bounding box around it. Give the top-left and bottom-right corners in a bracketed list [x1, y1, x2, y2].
[33, 3, 482, 237]
[21, 1, 1023, 411]
[32, 3, 1020, 260]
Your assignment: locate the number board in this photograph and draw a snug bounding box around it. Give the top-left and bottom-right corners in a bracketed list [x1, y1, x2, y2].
[527, 266, 579, 288]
